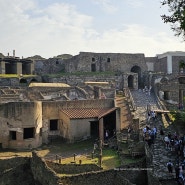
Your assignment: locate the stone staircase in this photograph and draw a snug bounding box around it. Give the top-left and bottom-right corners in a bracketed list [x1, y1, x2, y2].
[130, 89, 179, 182]
[115, 94, 133, 129]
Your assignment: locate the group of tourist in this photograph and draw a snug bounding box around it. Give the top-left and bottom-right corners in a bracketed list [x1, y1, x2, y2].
[142, 125, 157, 147]
[147, 110, 156, 123]
[164, 131, 185, 183]
[142, 85, 152, 96]
[143, 108, 185, 184]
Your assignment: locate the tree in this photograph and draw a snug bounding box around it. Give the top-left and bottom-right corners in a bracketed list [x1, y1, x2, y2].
[179, 60, 185, 68]
[161, 0, 185, 40]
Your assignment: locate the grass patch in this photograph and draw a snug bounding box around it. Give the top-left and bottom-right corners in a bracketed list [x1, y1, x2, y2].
[0, 74, 37, 78]
[56, 148, 121, 170]
[45, 71, 116, 77]
[0, 139, 120, 170]
[101, 148, 121, 170]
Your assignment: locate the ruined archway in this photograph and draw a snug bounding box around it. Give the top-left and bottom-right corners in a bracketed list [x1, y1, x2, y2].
[128, 75, 134, 88]
[20, 78, 27, 84]
[30, 78, 38, 83]
[131, 66, 142, 88]
[164, 91, 170, 100]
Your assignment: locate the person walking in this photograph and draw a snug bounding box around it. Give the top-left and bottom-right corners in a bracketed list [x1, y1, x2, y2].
[175, 164, 180, 179]
[167, 160, 173, 173]
[164, 135, 170, 149]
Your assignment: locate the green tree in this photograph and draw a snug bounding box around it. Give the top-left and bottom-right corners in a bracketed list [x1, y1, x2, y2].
[170, 110, 185, 123]
[161, 0, 185, 40]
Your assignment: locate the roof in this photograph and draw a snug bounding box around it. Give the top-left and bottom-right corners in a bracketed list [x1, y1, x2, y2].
[60, 107, 117, 119]
[29, 83, 70, 88]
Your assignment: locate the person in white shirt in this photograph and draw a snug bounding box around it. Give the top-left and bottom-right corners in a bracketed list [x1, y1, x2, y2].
[164, 136, 170, 149]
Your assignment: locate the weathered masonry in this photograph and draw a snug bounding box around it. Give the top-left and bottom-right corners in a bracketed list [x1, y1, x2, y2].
[0, 51, 34, 75]
[0, 98, 130, 149]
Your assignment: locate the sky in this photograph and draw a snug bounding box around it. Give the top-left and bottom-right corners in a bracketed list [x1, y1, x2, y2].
[0, 0, 184, 59]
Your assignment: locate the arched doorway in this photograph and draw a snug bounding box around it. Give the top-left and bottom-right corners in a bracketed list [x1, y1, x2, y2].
[19, 78, 27, 86]
[164, 91, 170, 100]
[128, 75, 134, 88]
[91, 63, 96, 72]
[131, 66, 142, 88]
[30, 78, 38, 83]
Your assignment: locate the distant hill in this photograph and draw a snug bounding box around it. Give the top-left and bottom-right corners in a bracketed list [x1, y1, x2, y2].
[56, 54, 73, 59]
[26, 55, 46, 60]
[26, 54, 73, 60]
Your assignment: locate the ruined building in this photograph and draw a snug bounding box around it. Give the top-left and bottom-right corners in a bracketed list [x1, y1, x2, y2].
[0, 51, 185, 150]
[0, 50, 34, 75]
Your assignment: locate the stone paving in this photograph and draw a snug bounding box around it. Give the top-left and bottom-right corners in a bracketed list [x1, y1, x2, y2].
[130, 89, 180, 183]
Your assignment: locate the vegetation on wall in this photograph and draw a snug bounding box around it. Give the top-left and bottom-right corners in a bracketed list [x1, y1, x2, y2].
[170, 110, 185, 123]
[46, 71, 116, 77]
[179, 60, 185, 69]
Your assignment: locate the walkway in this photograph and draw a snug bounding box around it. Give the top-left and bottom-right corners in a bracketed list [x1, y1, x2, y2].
[130, 89, 179, 182]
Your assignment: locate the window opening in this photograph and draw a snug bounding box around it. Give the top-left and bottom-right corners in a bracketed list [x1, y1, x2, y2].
[50, 119, 58, 131]
[24, 127, 34, 139]
[10, 131, 16, 140]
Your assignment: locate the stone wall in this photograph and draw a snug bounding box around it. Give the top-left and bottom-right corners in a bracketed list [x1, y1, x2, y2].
[47, 75, 117, 86]
[31, 151, 146, 185]
[59, 169, 147, 185]
[64, 52, 148, 74]
[0, 152, 148, 185]
[0, 101, 42, 149]
[0, 78, 19, 86]
[0, 156, 29, 174]
[172, 56, 185, 74]
[46, 161, 102, 174]
[31, 152, 61, 185]
[145, 57, 157, 72]
[42, 99, 114, 111]
[147, 171, 162, 185]
[0, 76, 41, 87]
[154, 57, 167, 74]
[34, 58, 64, 75]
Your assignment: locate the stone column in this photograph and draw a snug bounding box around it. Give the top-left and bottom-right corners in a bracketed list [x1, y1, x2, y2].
[99, 118, 104, 142]
[133, 75, 138, 90]
[30, 62, 34, 74]
[167, 55, 172, 74]
[0, 61, 5, 74]
[16, 62, 22, 74]
[125, 75, 128, 88]
[179, 89, 184, 105]
[116, 109, 121, 132]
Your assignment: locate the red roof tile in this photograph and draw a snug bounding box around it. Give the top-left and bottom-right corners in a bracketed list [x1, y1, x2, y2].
[60, 108, 117, 119]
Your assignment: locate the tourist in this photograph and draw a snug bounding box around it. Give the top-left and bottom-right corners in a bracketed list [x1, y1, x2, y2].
[160, 127, 164, 141]
[164, 135, 170, 149]
[147, 111, 151, 122]
[151, 111, 156, 121]
[105, 130, 109, 141]
[175, 164, 180, 179]
[167, 160, 173, 173]
[152, 126, 157, 138]
[169, 138, 175, 151]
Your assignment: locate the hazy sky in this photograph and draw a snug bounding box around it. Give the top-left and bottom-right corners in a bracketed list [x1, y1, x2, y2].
[0, 0, 184, 58]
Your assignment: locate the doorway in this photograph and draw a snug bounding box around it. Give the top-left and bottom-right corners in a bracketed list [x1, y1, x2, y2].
[90, 121, 99, 139]
[128, 75, 134, 88]
[131, 65, 141, 88]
